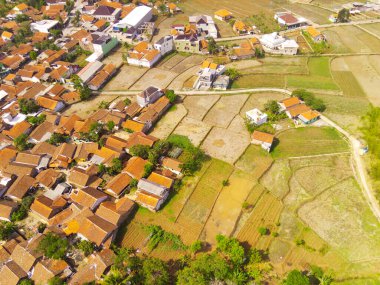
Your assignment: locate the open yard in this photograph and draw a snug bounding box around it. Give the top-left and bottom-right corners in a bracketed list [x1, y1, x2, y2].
[321, 25, 380, 54]
[331, 55, 380, 106]
[103, 65, 148, 91]
[271, 127, 349, 158]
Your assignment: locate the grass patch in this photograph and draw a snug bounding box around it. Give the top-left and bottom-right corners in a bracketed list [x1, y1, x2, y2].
[235, 145, 273, 179]
[232, 74, 285, 89]
[332, 71, 366, 97]
[287, 57, 338, 90]
[271, 127, 349, 158]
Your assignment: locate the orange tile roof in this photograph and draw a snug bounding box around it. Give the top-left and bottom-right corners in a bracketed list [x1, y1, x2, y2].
[136, 191, 160, 209]
[252, 131, 274, 144]
[3, 121, 31, 139]
[123, 156, 148, 179]
[215, 9, 232, 18]
[299, 110, 320, 121]
[287, 104, 311, 118]
[280, 97, 301, 109]
[122, 119, 145, 132]
[147, 172, 173, 189]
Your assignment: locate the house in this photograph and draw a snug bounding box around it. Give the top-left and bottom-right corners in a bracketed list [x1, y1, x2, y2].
[136, 96, 171, 130]
[96, 197, 135, 226]
[127, 42, 161, 68]
[136, 86, 163, 107]
[298, 110, 320, 124]
[5, 175, 36, 201]
[154, 35, 174, 56]
[0, 260, 28, 285]
[50, 143, 77, 168]
[1, 31, 14, 42]
[68, 167, 101, 189]
[89, 33, 119, 62]
[161, 157, 182, 176]
[260, 32, 298, 55]
[125, 132, 158, 153]
[30, 195, 67, 221]
[167, 2, 181, 14]
[123, 156, 149, 179]
[147, 172, 173, 189]
[214, 9, 233, 21]
[173, 33, 204, 54]
[233, 20, 253, 35]
[286, 104, 311, 119]
[274, 12, 308, 29]
[246, 108, 268, 126]
[305, 26, 325, 42]
[278, 97, 301, 111]
[189, 15, 218, 38]
[0, 200, 18, 221]
[30, 20, 59, 33]
[2, 121, 32, 140]
[70, 187, 108, 211]
[92, 5, 121, 21]
[113, 5, 152, 31]
[32, 259, 71, 285]
[29, 121, 56, 144]
[88, 64, 117, 90]
[69, 249, 115, 284]
[77, 214, 117, 247]
[14, 152, 50, 171]
[77, 60, 104, 83]
[9, 234, 44, 274]
[251, 131, 275, 152]
[104, 173, 132, 198]
[135, 178, 170, 211]
[36, 95, 65, 112]
[35, 168, 62, 188]
[122, 119, 146, 133]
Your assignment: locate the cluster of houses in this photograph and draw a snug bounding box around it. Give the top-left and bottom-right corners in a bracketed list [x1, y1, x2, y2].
[245, 96, 320, 152]
[193, 60, 229, 90]
[0, 85, 182, 284]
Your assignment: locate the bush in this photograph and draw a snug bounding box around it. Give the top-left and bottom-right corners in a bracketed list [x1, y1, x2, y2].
[38, 232, 69, 259]
[222, 179, 229, 186]
[0, 221, 15, 241]
[291, 89, 326, 112]
[26, 114, 46, 126]
[19, 98, 39, 114]
[143, 163, 154, 178]
[224, 68, 241, 81]
[48, 133, 69, 146]
[77, 240, 95, 256]
[11, 196, 34, 222]
[130, 144, 150, 159]
[14, 134, 32, 151]
[258, 227, 268, 236]
[164, 89, 177, 103]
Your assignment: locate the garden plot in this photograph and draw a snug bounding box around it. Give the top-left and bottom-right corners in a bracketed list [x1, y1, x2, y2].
[201, 127, 250, 164]
[203, 95, 249, 128]
[201, 170, 256, 245]
[103, 65, 148, 90]
[130, 68, 178, 90]
[171, 55, 205, 74]
[167, 65, 200, 90]
[299, 177, 380, 262]
[173, 117, 212, 147]
[150, 104, 187, 139]
[331, 56, 380, 106]
[183, 95, 220, 120]
[158, 53, 188, 70]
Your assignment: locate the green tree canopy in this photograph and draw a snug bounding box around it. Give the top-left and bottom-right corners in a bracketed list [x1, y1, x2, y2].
[38, 232, 69, 260]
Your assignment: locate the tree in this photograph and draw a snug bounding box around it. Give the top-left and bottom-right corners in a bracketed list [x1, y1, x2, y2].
[80, 122, 103, 142]
[142, 258, 170, 285]
[0, 221, 15, 241]
[26, 114, 46, 126]
[77, 240, 95, 256]
[215, 234, 245, 267]
[19, 280, 34, 285]
[47, 277, 65, 285]
[108, 158, 123, 176]
[283, 270, 310, 285]
[79, 84, 92, 101]
[143, 163, 154, 178]
[29, 50, 38, 60]
[129, 145, 150, 159]
[224, 68, 241, 81]
[106, 121, 115, 132]
[264, 100, 280, 115]
[38, 232, 69, 260]
[19, 98, 39, 114]
[48, 133, 69, 146]
[207, 37, 218, 54]
[292, 89, 326, 112]
[258, 227, 268, 236]
[101, 268, 128, 285]
[11, 196, 34, 222]
[72, 10, 81, 27]
[164, 89, 176, 103]
[189, 240, 203, 255]
[123, 98, 131, 106]
[177, 267, 208, 285]
[337, 8, 350, 23]
[14, 134, 32, 151]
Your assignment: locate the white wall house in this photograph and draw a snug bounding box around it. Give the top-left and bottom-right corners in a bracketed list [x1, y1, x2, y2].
[154, 36, 174, 56]
[246, 108, 268, 126]
[30, 20, 59, 34]
[113, 6, 153, 31]
[260, 32, 298, 55]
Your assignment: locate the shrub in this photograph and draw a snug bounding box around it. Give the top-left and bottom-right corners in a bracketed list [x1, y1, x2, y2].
[38, 232, 69, 259]
[0, 221, 15, 241]
[258, 227, 268, 236]
[77, 240, 95, 256]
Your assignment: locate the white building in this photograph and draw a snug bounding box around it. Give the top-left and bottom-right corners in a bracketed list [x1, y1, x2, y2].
[189, 15, 218, 39]
[154, 36, 174, 56]
[30, 20, 59, 34]
[113, 6, 153, 31]
[246, 108, 268, 126]
[260, 32, 298, 55]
